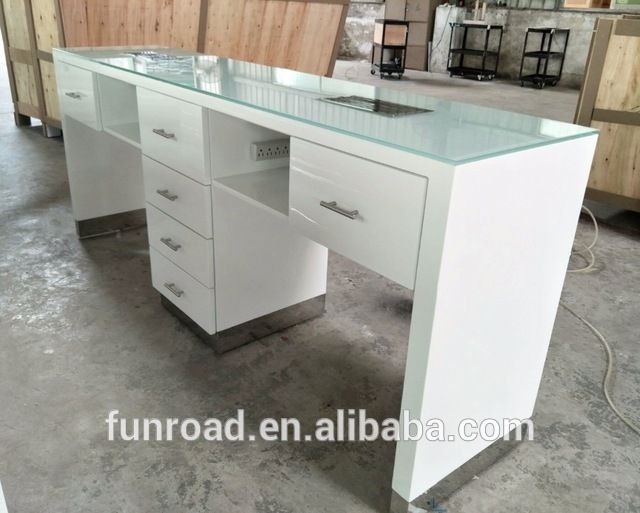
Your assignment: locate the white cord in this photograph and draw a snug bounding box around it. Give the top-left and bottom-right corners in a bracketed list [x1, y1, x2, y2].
[560, 301, 640, 436]
[562, 204, 640, 436]
[568, 205, 598, 273]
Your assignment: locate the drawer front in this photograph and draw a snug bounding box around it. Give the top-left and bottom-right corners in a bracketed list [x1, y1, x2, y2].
[289, 139, 427, 289]
[147, 203, 215, 287]
[57, 62, 101, 130]
[143, 156, 213, 238]
[137, 88, 209, 184]
[150, 248, 216, 334]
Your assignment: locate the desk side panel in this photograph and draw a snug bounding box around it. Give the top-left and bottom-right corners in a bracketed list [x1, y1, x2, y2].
[393, 134, 598, 501]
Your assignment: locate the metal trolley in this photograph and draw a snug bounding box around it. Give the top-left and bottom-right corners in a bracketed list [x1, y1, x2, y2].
[447, 23, 504, 81]
[519, 28, 570, 89]
[370, 19, 410, 79]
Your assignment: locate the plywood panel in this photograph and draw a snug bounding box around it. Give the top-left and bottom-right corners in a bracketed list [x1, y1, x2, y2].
[31, 0, 61, 52]
[594, 34, 640, 112]
[203, 0, 347, 76]
[12, 61, 38, 106]
[2, 0, 31, 49]
[589, 121, 640, 200]
[40, 59, 60, 119]
[59, 0, 200, 49]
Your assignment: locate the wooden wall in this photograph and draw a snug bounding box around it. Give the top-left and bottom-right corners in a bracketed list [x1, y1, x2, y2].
[203, 0, 348, 76]
[59, 0, 201, 49]
[0, 0, 348, 133]
[575, 18, 640, 211]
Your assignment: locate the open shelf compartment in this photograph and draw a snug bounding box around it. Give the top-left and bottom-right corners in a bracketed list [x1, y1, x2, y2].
[97, 75, 141, 147]
[210, 112, 290, 218]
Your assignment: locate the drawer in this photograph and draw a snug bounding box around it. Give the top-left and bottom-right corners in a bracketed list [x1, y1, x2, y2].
[150, 248, 216, 334]
[137, 88, 210, 184]
[289, 139, 427, 289]
[56, 62, 101, 130]
[147, 203, 215, 287]
[143, 156, 213, 238]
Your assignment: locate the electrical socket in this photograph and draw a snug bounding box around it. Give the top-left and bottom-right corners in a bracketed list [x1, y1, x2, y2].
[250, 139, 290, 161]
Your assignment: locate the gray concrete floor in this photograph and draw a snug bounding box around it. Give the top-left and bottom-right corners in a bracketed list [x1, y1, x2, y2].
[1, 52, 639, 513]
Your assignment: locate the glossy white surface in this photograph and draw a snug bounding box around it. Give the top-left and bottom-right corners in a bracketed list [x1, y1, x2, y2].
[290, 139, 427, 289]
[212, 186, 328, 331]
[142, 156, 213, 238]
[149, 248, 216, 334]
[146, 203, 215, 288]
[214, 167, 289, 218]
[393, 135, 598, 500]
[138, 88, 210, 185]
[97, 75, 140, 146]
[57, 61, 101, 130]
[62, 117, 144, 221]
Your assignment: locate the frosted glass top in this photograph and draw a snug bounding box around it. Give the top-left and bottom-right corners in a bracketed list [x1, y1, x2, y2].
[56, 48, 596, 164]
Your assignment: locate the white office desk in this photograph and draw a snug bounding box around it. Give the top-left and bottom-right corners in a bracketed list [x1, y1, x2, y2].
[53, 47, 597, 511]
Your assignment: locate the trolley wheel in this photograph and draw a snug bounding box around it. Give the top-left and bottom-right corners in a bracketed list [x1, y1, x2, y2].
[370, 69, 376, 75]
[398, 73, 403, 80]
[520, 81, 525, 87]
[536, 82, 545, 90]
[551, 80, 558, 86]
[488, 75, 495, 80]
[477, 75, 483, 81]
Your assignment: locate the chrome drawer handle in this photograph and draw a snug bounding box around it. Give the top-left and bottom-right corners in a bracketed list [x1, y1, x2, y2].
[320, 200, 359, 220]
[160, 237, 181, 252]
[152, 128, 176, 139]
[65, 92, 82, 100]
[164, 282, 184, 298]
[156, 189, 178, 201]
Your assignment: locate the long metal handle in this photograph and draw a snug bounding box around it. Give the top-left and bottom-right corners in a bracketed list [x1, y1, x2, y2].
[65, 92, 82, 99]
[152, 128, 176, 139]
[164, 282, 184, 298]
[156, 189, 178, 201]
[320, 200, 359, 220]
[160, 237, 181, 252]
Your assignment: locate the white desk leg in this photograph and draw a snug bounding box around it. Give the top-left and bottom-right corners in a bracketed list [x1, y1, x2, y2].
[62, 117, 146, 238]
[391, 135, 598, 508]
[0, 480, 7, 513]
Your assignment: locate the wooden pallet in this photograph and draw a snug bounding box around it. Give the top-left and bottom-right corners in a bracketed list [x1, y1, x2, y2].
[575, 17, 640, 212]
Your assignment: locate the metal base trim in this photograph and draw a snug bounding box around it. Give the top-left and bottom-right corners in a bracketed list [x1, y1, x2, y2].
[161, 294, 326, 354]
[75, 209, 147, 239]
[390, 424, 529, 513]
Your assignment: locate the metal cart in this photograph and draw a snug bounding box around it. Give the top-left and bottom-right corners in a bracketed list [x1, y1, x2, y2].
[370, 19, 410, 79]
[519, 28, 570, 89]
[447, 23, 504, 81]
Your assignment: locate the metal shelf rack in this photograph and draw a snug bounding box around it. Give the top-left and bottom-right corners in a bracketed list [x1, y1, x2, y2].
[519, 28, 570, 89]
[370, 19, 410, 79]
[447, 23, 504, 81]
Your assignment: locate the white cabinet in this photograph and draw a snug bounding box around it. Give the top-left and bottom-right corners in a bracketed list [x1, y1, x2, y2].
[57, 62, 101, 130]
[146, 203, 215, 288]
[149, 248, 216, 334]
[137, 88, 210, 185]
[289, 139, 428, 289]
[142, 156, 213, 238]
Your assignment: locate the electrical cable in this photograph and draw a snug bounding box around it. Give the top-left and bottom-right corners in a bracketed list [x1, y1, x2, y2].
[567, 205, 598, 273]
[561, 205, 640, 436]
[560, 301, 640, 436]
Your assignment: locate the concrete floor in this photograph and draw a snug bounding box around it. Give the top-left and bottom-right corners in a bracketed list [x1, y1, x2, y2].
[1, 54, 639, 513]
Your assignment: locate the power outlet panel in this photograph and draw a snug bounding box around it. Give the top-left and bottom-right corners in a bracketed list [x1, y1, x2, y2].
[250, 139, 290, 161]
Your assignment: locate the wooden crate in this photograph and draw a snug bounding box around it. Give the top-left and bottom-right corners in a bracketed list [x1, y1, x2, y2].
[0, 0, 349, 135]
[575, 17, 640, 212]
